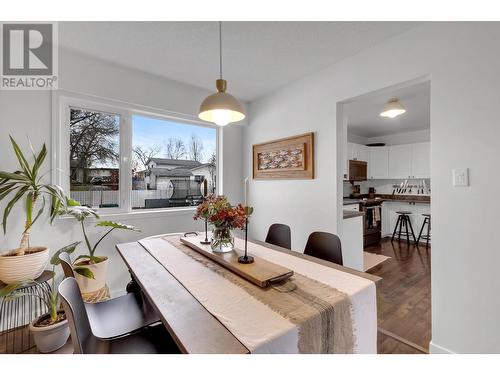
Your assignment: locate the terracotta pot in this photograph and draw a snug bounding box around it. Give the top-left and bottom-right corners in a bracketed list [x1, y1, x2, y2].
[73, 256, 109, 293]
[29, 310, 70, 353]
[0, 246, 49, 284]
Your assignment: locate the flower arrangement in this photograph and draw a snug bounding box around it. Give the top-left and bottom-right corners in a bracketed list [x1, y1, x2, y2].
[194, 195, 251, 252]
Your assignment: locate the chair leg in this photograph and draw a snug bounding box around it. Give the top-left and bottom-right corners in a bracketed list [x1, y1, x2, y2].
[398, 215, 404, 241]
[406, 215, 417, 243]
[416, 218, 426, 245]
[403, 216, 410, 243]
[426, 218, 431, 249]
[391, 215, 401, 242]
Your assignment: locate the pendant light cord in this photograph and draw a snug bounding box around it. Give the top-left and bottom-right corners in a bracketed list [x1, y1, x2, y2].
[219, 21, 223, 79]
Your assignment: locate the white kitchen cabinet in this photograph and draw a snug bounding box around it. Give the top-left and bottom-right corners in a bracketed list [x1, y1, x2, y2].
[347, 142, 369, 162]
[388, 144, 412, 179]
[411, 142, 430, 178]
[368, 146, 389, 179]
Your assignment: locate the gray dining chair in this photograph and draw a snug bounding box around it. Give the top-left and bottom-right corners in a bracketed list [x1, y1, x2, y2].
[58, 277, 179, 354]
[265, 223, 292, 249]
[303, 231, 343, 266]
[58, 253, 160, 340]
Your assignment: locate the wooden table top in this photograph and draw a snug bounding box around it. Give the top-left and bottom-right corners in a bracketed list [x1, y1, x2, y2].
[116, 233, 380, 354]
[116, 241, 249, 354]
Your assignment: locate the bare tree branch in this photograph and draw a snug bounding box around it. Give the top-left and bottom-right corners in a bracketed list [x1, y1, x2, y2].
[188, 134, 204, 162]
[164, 137, 186, 159]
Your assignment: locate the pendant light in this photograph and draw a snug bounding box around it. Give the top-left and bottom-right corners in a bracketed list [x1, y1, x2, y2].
[198, 22, 245, 126]
[380, 97, 406, 118]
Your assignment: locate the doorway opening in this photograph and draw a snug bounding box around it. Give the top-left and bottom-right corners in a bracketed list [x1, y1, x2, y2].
[336, 77, 431, 354]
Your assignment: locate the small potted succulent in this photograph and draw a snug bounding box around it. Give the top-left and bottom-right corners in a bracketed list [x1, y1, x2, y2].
[57, 198, 139, 294]
[0, 242, 79, 353]
[0, 136, 64, 284]
[194, 195, 247, 253]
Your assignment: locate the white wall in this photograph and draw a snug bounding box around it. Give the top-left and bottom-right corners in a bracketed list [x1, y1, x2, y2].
[348, 129, 430, 146]
[245, 23, 500, 353]
[366, 129, 430, 146]
[0, 48, 244, 296]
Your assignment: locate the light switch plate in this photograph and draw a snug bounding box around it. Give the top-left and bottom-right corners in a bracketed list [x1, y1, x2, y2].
[452, 168, 469, 187]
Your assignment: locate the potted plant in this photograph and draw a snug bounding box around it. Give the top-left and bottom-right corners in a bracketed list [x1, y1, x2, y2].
[0, 136, 64, 284]
[57, 198, 139, 294]
[194, 195, 247, 253]
[0, 242, 79, 353]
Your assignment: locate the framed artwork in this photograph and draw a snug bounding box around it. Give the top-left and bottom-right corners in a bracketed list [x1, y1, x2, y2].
[253, 132, 314, 179]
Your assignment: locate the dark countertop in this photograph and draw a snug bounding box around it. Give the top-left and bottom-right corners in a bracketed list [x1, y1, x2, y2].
[343, 194, 430, 205]
[376, 194, 431, 204]
[343, 210, 364, 219]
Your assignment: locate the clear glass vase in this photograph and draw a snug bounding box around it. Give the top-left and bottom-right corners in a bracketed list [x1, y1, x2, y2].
[211, 225, 234, 253]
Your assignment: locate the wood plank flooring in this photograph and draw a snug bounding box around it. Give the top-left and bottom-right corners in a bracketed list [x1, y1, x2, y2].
[365, 238, 431, 354]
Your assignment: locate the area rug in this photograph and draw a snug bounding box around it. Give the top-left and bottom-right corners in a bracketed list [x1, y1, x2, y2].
[363, 252, 390, 272]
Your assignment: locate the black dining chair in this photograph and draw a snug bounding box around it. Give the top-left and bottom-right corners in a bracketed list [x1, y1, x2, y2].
[58, 277, 179, 354]
[265, 223, 292, 249]
[58, 253, 160, 340]
[303, 231, 343, 266]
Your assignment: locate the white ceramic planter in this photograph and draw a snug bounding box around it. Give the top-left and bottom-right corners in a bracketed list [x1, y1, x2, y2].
[0, 247, 49, 284]
[73, 257, 109, 294]
[29, 311, 70, 353]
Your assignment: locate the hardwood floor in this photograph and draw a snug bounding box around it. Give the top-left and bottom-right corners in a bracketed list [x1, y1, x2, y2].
[365, 237, 431, 354]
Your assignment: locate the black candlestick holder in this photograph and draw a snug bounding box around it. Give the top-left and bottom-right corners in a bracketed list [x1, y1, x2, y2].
[200, 218, 211, 245]
[238, 217, 254, 264]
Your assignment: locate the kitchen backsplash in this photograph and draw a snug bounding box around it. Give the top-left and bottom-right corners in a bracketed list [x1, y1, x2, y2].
[343, 179, 431, 197]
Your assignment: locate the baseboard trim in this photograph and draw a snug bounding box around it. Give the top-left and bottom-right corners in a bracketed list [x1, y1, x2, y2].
[429, 341, 456, 354]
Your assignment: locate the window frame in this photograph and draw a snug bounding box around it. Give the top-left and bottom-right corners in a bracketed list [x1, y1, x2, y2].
[52, 90, 222, 218]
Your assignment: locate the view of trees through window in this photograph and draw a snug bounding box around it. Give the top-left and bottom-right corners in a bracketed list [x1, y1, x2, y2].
[69, 109, 217, 210]
[69, 108, 121, 208]
[131, 115, 217, 209]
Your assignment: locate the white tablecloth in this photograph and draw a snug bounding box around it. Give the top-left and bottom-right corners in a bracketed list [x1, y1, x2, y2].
[139, 235, 377, 353]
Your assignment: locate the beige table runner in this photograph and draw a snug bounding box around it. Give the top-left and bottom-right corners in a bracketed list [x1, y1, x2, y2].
[153, 236, 354, 353]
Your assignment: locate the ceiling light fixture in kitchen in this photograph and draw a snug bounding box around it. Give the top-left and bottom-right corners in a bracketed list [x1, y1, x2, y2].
[380, 97, 406, 118]
[198, 22, 245, 126]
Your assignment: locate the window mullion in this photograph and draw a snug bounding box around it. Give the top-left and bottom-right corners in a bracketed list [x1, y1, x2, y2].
[120, 111, 133, 213]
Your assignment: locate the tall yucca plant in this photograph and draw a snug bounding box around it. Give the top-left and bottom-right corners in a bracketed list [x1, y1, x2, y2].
[0, 136, 64, 256]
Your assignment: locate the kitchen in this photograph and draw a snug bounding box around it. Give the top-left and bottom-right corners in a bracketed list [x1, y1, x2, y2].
[339, 80, 432, 352]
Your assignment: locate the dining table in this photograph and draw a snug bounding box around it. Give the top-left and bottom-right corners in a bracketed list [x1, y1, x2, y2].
[115, 232, 380, 354]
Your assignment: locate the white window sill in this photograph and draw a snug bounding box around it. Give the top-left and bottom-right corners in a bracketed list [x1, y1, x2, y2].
[57, 206, 197, 222]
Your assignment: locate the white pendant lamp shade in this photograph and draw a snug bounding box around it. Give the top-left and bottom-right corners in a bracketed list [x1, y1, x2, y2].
[199, 79, 245, 126]
[198, 22, 245, 126]
[380, 97, 406, 118]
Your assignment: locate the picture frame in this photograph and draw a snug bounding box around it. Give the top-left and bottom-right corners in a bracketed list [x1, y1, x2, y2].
[252, 132, 314, 179]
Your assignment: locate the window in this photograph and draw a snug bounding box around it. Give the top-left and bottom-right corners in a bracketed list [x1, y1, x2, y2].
[56, 92, 219, 215]
[131, 115, 217, 210]
[69, 108, 121, 209]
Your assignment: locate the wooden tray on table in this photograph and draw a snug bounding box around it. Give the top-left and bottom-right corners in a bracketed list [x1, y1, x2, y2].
[180, 236, 293, 288]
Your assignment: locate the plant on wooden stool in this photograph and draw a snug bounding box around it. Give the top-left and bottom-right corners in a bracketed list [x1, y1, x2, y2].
[57, 198, 139, 293]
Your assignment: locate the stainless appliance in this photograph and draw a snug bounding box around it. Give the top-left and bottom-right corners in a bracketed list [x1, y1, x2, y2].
[361, 200, 382, 247]
[348, 160, 367, 181]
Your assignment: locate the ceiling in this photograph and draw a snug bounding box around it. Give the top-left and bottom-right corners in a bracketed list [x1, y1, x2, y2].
[59, 22, 421, 101]
[344, 81, 430, 138]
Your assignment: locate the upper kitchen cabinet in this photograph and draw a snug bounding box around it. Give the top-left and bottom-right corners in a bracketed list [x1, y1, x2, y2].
[368, 146, 389, 179]
[388, 144, 412, 178]
[347, 142, 369, 162]
[411, 142, 430, 178]
[388, 142, 430, 179]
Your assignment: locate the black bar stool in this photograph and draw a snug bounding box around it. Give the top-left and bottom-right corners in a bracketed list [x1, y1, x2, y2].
[416, 213, 431, 248]
[391, 211, 417, 243]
